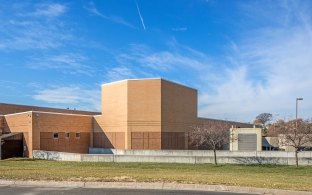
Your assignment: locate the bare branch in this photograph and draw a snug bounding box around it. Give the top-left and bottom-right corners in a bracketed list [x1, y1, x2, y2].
[275, 118, 312, 167]
[188, 120, 237, 165]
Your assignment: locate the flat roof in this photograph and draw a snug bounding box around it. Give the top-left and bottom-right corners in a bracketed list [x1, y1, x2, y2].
[197, 117, 252, 125]
[161, 78, 197, 91]
[102, 78, 197, 91]
[3, 111, 32, 116]
[32, 111, 95, 117]
[4, 111, 94, 117]
[0, 102, 99, 114]
[101, 78, 161, 86]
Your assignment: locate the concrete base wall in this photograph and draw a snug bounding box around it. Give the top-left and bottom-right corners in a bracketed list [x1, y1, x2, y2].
[33, 150, 82, 161]
[33, 149, 312, 165]
[89, 148, 312, 158]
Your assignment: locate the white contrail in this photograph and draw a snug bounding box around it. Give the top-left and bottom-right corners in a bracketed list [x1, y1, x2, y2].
[135, 0, 146, 30]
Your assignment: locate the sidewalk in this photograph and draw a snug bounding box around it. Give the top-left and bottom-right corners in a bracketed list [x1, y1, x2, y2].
[0, 180, 311, 195]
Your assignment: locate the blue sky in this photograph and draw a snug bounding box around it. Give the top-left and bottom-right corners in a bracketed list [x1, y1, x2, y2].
[1, 0, 312, 123]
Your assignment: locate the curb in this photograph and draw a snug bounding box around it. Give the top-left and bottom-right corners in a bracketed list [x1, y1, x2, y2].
[0, 180, 311, 195]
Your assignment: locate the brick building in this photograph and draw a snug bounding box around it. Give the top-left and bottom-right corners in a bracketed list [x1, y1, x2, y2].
[0, 78, 252, 159]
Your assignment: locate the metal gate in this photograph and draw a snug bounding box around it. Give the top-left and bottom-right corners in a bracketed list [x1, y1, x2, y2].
[238, 134, 257, 151]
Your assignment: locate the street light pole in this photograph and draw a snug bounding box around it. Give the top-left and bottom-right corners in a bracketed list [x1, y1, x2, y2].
[294, 97, 303, 168]
[296, 98, 303, 120]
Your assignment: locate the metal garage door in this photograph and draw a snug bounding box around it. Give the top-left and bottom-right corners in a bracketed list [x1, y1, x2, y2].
[238, 134, 257, 151]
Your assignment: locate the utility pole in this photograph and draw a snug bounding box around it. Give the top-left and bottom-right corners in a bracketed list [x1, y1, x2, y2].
[296, 98, 303, 120]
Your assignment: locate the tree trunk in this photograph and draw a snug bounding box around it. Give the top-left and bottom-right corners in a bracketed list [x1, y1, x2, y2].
[295, 148, 299, 168]
[213, 149, 217, 165]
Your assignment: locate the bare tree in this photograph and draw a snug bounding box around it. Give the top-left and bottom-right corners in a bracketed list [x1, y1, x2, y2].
[267, 119, 285, 137]
[254, 113, 273, 135]
[188, 121, 234, 165]
[274, 119, 312, 167]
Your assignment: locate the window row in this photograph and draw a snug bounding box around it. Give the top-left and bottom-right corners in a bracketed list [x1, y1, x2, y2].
[53, 132, 80, 139]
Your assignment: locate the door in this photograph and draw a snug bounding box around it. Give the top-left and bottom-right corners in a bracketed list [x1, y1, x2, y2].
[238, 134, 257, 151]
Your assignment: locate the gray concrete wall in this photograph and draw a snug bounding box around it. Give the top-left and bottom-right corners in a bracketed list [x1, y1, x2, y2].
[33, 149, 312, 165]
[89, 148, 312, 158]
[33, 150, 82, 161]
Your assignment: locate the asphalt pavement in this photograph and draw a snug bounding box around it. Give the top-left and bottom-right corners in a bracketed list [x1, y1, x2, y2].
[1, 180, 310, 195]
[0, 186, 252, 195]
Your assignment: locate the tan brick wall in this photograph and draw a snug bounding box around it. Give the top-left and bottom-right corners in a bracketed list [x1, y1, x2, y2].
[93, 132, 125, 149]
[0, 115, 4, 134]
[161, 80, 197, 149]
[127, 80, 161, 123]
[94, 79, 211, 150]
[93, 115, 127, 149]
[3, 111, 92, 157]
[0, 103, 99, 115]
[161, 80, 197, 126]
[32, 112, 93, 154]
[40, 132, 90, 153]
[94, 81, 128, 149]
[161, 132, 185, 149]
[127, 80, 162, 149]
[96, 79, 162, 150]
[101, 81, 128, 122]
[131, 132, 161, 149]
[23, 132, 29, 156]
[4, 112, 32, 157]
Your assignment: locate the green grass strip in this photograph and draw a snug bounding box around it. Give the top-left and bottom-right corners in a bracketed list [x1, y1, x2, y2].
[0, 158, 311, 191]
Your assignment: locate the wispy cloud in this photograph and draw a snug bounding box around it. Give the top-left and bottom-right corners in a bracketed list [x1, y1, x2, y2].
[135, 0, 146, 30]
[32, 3, 67, 17]
[84, 1, 135, 29]
[27, 53, 95, 75]
[104, 43, 197, 82]
[116, 43, 210, 71]
[0, 3, 72, 50]
[33, 85, 100, 111]
[105, 66, 137, 82]
[0, 21, 72, 50]
[109, 42, 217, 92]
[198, 1, 312, 122]
[110, 1, 312, 122]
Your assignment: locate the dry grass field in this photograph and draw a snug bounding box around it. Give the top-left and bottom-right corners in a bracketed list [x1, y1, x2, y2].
[0, 158, 311, 191]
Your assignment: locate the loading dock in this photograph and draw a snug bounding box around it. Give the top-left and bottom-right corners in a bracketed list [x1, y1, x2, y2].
[0, 133, 23, 159]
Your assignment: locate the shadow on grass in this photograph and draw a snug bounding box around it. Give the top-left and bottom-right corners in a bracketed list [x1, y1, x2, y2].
[233, 157, 283, 165]
[2, 157, 35, 161]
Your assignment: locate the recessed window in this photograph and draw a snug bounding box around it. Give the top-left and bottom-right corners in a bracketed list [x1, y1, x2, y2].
[65, 132, 70, 139]
[53, 132, 59, 139]
[76, 132, 80, 139]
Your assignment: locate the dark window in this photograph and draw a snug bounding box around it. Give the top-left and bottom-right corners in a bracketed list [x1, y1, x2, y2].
[65, 132, 70, 139]
[53, 132, 59, 139]
[76, 132, 80, 139]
